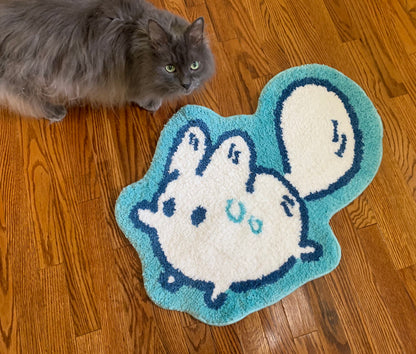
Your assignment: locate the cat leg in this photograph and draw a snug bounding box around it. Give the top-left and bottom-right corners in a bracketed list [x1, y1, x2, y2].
[40, 101, 68, 122]
[0, 83, 67, 121]
[133, 97, 163, 112]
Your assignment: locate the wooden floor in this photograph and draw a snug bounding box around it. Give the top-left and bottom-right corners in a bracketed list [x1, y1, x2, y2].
[1, 0, 416, 352]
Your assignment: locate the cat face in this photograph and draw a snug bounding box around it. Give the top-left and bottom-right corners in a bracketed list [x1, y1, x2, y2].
[147, 18, 215, 96]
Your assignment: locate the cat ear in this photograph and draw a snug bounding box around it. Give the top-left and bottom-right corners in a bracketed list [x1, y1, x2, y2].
[148, 20, 169, 49]
[186, 17, 204, 46]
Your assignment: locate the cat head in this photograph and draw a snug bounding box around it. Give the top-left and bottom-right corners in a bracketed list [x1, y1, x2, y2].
[145, 17, 215, 96]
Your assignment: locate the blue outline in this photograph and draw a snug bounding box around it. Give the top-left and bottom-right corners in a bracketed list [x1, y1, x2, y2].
[332, 120, 340, 142]
[335, 134, 347, 157]
[274, 78, 364, 201]
[129, 119, 322, 309]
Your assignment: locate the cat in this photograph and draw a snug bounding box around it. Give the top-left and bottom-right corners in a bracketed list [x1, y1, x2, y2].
[0, 0, 215, 121]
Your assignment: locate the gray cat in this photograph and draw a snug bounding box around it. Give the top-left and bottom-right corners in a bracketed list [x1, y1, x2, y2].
[0, 0, 215, 121]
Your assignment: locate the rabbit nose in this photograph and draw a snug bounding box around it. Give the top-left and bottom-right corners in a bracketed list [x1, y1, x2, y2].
[182, 82, 191, 90]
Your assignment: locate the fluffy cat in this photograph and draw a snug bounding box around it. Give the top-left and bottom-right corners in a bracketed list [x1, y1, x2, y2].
[0, 0, 215, 121]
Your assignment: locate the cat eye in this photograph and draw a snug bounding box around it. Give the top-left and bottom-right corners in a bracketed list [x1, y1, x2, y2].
[165, 65, 176, 73]
[190, 61, 200, 70]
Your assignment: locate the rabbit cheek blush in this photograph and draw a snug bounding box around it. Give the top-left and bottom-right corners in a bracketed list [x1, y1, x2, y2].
[116, 64, 383, 325]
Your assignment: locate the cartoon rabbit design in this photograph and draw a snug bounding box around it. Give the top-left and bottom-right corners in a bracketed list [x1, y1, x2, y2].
[132, 79, 362, 309]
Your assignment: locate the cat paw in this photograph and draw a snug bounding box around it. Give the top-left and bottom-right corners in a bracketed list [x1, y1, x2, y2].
[43, 103, 67, 122]
[134, 98, 162, 112]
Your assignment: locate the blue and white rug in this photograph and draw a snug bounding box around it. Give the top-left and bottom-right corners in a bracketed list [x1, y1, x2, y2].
[115, 64, 383, 325]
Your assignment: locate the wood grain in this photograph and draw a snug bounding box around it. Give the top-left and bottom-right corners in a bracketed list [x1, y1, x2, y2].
[0, 115, 19, 354]
[1, 0, 416, 352]
[294, 331, 325, 354]
[322, 0, 359, 43]
[346, 193, 377, 229]
[282, 287, 317, 338]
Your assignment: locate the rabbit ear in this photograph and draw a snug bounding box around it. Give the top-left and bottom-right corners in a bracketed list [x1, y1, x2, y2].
[277, 82, 362, 200]
[201, 133, 253, 194]
[168, 125, 208, 177]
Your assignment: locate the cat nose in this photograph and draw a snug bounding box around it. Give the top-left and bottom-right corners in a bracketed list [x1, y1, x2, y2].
[182, 83, 191, 90]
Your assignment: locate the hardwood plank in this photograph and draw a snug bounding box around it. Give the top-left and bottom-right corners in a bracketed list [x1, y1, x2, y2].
[152, 306, 190, 353]
[162, 0, 188, 19]
[366, 145, 416, 269]
[398, 264, 416, 309]
[262, 0, 313, 65]
[0, 226, 15, 354]
[264, 0, 343, 67]
[379, 97, 416, 203]
[210, 325, 244, 353]
[109, 106, 160, 187]
[182, 322, 217, 353]
[307, 277, 351, 352]
[346, 192, 377, 229]
[357, 225, 416, 353]
[77, 199, 131, 354]
[56, 108, 101, 204]
[221, 38, 263, 114]
[86, 108, 132, 249]
[0, 114, 19, 354]
[227, 0, 272, 79]
[7, 116, 46, 354]
[40, 265, 77, 353]
[205, 0, 238, 42]
[398, 0, 416, 29]
[322, 0, 359, 42]
[20, 120, 63, 268]
[258, 303, 297, 353]
[391, 0, 416, 55]
[233, 313, 271, 353]
[391, 94, 416, 152]
[294, 331, 325, 354]
[21, 117, 102, 336]
[114, 245, 170, 353]
[184, 0, 205, 7]
[330, 211, 405, 352]
[347, 0, 408, 97]
[245, 0, 291, 73]
[281, 287, 317, 338]
[76, 331, 104, 354]
[325, 268, 373, 352]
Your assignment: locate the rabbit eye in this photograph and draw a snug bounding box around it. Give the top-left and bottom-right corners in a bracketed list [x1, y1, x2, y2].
[281, 195, 295, 217]
[163, 198, 176, 217]
[227, 143, 241, 165]
[189, 132, 199, 151]
[191, 206, 207, 227]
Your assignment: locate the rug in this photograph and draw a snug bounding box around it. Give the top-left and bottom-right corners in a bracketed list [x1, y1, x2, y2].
[115, 64, 383, 326]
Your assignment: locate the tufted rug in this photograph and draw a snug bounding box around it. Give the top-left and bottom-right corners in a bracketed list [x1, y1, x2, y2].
[115, 64, 383, 325]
